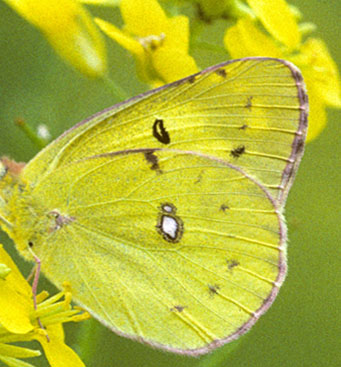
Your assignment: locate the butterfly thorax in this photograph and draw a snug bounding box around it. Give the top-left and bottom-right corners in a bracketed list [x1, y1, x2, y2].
[0, 158, 51, 260]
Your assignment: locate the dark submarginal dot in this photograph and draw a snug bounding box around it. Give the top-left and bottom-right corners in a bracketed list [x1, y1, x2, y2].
[215, 68, 227, 78]
[245, 96, 253, 109]
[188, 75, 196, 84]
[226, 259, 240, 270]
[208, 284, 220, 296]
[153, 118, 170, 145]
[220, 204, 230, 212]
[239, 124, 248, 130]
[296, 137, 305, 154]
[170, 305, 186, 312]
[230, 145, 245, 158]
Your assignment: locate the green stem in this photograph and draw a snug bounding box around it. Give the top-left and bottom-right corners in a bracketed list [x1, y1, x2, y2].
[15, 119, 48, 149]
[102, 74, 130, 101]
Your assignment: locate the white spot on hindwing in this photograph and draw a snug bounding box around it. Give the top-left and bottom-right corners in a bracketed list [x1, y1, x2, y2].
[156, 203, 183, 243]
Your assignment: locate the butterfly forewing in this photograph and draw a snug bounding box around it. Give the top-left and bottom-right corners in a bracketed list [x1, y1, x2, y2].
[23, 58, 307, 206]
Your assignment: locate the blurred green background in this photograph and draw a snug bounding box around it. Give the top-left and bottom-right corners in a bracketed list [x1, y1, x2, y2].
[0, 1, 340, 367]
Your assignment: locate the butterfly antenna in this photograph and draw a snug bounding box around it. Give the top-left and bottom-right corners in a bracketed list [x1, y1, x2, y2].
[27, 245, 50, 342]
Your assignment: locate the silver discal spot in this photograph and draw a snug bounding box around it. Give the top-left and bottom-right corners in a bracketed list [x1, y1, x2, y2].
[161, 216, 178, 239]
[162, 204, 173, 213]
[156, 203, 183, 243]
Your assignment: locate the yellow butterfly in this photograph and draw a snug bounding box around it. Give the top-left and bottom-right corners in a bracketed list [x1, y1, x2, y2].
[0, 57, 307, 355]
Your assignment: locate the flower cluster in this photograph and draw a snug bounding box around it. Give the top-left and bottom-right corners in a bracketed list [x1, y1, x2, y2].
[0, 245, 89, 367]
[3, 0, 340, 141]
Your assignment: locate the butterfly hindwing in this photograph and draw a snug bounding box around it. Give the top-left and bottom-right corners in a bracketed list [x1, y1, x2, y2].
[27, 149, 285, 354]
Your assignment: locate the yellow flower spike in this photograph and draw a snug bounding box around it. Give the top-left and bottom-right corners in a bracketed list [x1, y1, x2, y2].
[0, 246, 34, 334]
[96, 0, 198, 85]
[0, 245, 88, 366]
[3, 0, 107, 78]
[246, 0, 300, 50]
[224, 17, 341, 142]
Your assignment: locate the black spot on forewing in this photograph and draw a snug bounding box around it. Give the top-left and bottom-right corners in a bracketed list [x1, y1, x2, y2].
[239, 124, 248, 130]
[215, 68, 227, 78]
[144, 150, 161, 172]
[230, 145, 245, 158]
[153, 119, 170, 144]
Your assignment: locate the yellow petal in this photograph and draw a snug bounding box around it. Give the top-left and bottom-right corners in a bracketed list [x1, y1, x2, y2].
[0, 343, 40, 359]
[224, 18, 283, 59]
[0, 263, 11, 279]
[153, 47, 198, 84]
[304, 78, 327, 142]
[246, 0, 300, 49]
[95, 18, 144, 57]
[0, 355, 37, 367]
[80, 0, 119, 5]
[4, 0, 107, 77]
[37, 324, 84, 367]
[120, 0, 168, 37]
[0, 246, 31, 295]
[165, 15, 190, 52]
[299, 38, 341, 107]
[0, 246, 33, 334]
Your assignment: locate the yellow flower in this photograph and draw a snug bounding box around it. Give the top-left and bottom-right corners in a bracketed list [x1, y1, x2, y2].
[95, 0, 198, 87]
[224, 0, 341, 142]
[3, 0, 107, 78]
[0, 245, 89, 367]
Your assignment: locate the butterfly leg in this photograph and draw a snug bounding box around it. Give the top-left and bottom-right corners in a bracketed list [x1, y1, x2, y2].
[28, 246, 50, 341]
